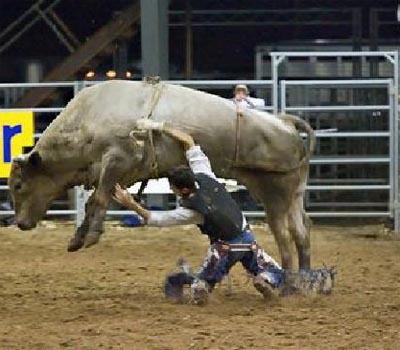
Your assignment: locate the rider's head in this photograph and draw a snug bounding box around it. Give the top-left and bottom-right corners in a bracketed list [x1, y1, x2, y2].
[167, 166, 196, 197]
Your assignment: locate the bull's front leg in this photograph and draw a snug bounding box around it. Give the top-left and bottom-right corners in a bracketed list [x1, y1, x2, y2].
[68, 148, 135, 251]
[67, 190, 106, 252]
[82, 193, 108, 248]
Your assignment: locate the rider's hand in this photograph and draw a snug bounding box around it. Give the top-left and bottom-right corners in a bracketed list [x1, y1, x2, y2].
[113, 183, 136, 208]
[163, 127, 195, 150]
[136, 119, 165, 131]
[113, 183, 151, 222]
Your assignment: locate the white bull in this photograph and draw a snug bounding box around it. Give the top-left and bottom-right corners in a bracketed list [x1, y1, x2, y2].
[8, 79, 315, 270]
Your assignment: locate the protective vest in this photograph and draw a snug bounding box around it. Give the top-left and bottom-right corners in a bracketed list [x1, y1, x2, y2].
[181, 173, 244, 242]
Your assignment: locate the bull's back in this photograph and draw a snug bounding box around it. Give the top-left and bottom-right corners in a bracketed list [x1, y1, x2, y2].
[80, 81, 302, 171]
[35, 80, 304, 175]
[47, 79, 291, 138]
[84, 80, 236, 130]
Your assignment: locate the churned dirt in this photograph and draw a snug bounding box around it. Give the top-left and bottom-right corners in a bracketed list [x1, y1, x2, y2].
[0, 222, 399, 350]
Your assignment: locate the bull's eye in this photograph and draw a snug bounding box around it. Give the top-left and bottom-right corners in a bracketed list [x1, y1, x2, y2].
[14, 183, 22, 191]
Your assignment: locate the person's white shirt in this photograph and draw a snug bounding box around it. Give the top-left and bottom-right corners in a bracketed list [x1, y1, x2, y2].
[234, 97, 265, 109]
[146, 145, 248, 229]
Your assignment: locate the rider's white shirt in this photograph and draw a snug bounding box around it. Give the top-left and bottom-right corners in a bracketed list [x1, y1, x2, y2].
[146, 145, 247, 228]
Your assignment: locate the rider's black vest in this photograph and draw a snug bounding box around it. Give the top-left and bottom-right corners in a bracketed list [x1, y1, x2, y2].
[181, 173, 244, 242]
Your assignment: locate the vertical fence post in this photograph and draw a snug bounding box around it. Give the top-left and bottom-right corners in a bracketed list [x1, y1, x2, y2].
[271, 54, 284, 115]
[75, 185, 88, 227]
[392, 52, 400, 233]
[389, 80, 395, 225]
[280, 79, 286, 114]
[386, 52, 400, 233]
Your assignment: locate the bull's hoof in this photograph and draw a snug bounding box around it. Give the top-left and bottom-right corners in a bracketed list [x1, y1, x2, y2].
[84, 233, 100, 248]
[190, 280, 209, 306]
[67, 236, 85, 252]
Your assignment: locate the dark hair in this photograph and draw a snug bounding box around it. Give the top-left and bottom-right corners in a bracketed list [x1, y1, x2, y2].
[167, 166, 196, 190]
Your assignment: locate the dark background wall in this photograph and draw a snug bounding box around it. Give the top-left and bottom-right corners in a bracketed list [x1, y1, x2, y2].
[0, 0, 398, 82]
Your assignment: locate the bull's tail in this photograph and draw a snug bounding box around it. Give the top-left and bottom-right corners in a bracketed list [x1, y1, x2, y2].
[279, 113, 316, 160]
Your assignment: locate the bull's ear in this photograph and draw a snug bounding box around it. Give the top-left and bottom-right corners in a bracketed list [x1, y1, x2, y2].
[28, 151, 42, 168]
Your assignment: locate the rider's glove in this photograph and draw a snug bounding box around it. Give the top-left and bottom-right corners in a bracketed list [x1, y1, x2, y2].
[135, 118, 165, 131]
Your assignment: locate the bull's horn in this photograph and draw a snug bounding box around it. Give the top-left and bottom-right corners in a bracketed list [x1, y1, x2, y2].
[12, 155, 27, 164]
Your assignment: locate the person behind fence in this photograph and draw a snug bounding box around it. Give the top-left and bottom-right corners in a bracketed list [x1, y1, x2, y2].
[113, 122, 283, 305]
[232, 84, 265, 109]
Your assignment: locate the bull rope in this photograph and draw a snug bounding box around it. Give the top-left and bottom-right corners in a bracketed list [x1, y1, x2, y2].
[141, 77, 164, 178]
[233, 102, 243, 164]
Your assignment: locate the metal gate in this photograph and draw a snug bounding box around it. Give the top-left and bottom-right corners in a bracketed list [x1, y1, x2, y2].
[270, 51, 399, 230]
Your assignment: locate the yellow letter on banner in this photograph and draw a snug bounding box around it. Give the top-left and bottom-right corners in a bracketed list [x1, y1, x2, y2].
[0, 111, 35, 178]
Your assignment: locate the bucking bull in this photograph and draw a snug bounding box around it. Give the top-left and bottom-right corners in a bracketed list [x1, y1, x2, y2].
[9, 79, 316, 271]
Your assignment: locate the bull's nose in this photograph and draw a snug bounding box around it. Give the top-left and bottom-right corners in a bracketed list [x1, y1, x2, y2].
[17, 221, 33, 231]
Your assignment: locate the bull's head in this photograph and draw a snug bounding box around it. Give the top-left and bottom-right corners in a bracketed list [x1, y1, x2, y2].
[8, 151, 59, 230]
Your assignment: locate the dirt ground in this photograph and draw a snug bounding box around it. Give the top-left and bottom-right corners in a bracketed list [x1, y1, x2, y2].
[0, 222, 399, 350]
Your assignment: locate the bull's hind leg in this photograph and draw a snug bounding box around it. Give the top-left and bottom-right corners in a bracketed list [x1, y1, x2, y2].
[236, 170, 295, 270]
[288, 194, 311, 269]
[288, 162, 312, 269]
[263, 192, 293, 270]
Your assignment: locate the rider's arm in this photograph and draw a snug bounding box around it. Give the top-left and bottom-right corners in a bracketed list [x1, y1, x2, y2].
[147, 207, 203, 227]
[113, 184, 151, 221]
[163, 126, 217, 180]
[163, 126, 195, 150]
[113, 184, 203, 226]
[185, 145, 217, 180]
